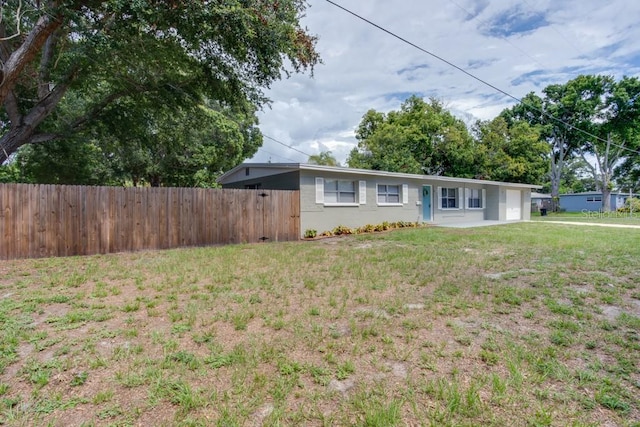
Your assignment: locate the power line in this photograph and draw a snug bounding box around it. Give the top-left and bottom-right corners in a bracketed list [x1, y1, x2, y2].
[253, 145, 301, 163]
[262, 134, 314, 158]
[324, 0, 640, 157]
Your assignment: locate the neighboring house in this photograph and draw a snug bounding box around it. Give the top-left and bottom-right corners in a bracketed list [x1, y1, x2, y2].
[559, 192, 627, 212]
[218, 163, 542, 235]
[531, 192, 552, 212]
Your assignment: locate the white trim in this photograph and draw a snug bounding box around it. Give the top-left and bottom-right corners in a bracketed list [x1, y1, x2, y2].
[402, 184, 409, 204]
[218, 163, 543, 189]
[377, 203, 403, 207]
[322, 203, 359, 207]
[437, 186, 442, 209]
[359, 180, 367, 205]
[315, 177, 324, 204]
[466, 188, 486, 210]
[458, 187, 464, 210]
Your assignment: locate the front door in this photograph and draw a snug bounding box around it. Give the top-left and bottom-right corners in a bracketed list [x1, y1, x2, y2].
[422, 185, 432, 221]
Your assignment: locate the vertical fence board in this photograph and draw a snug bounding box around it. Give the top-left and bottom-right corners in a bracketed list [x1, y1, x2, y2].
[0, 184, 300, 259]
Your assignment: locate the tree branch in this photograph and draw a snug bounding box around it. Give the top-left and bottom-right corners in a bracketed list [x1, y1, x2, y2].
[69, 90, 129, 131]
[38, 27, 63, 100]
[3, 92, 22, 131]
[0, 76, 71, 163]
[0, 9, 63, 105]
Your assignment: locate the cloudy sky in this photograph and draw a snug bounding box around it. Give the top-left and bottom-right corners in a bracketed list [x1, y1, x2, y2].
[250, 0, 640, 165]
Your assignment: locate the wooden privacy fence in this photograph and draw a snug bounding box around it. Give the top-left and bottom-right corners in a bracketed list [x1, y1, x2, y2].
[0, 184, 300, 260]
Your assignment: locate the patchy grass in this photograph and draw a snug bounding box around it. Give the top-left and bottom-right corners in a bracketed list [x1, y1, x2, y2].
[1, 223, 639, 425]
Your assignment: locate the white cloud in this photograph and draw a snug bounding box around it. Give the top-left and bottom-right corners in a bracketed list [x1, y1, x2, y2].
[251, 0, 640, 165]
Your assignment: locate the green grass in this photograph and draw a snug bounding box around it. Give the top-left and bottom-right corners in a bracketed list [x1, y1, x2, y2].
[0, 222, 639, 425]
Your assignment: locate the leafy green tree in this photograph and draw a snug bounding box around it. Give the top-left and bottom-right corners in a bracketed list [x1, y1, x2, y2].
[308, 151, 339, 167]
[501, 76, 628, 210]
[18, 98, 261, 187]
[347, 96, 480, 177]
[0, 161, 20, 183]
[0, 0, 319, 164]
[474, 117, 549, 184]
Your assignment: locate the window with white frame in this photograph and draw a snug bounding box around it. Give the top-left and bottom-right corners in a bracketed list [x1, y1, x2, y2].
[466, 188, 484, 209]
[315, 178, 366, 205]
[325, 179, 356, 203]
[377, 184, 400, 204]
[586, 196, 602, 202]
[441, 187, 459, 209]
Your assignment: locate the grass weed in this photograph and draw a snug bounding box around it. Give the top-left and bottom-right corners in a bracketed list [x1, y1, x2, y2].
[0, 222, 639, 425]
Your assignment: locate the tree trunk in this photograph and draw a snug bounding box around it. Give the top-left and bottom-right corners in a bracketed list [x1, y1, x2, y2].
[0, 80, 70, 163]
[601, 187, 611, 212]
[0, 13, 63, 105]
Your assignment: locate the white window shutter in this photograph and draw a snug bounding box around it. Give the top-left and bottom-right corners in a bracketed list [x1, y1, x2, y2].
[482, 189, 486, 209]
[402, 184, 409, 204]
[315, 177, 324, 204]
[458, 187, 464, 209]
[359, 180, 366, 204]
[465, 188, 470, 209]
[437, 187, 442, 209]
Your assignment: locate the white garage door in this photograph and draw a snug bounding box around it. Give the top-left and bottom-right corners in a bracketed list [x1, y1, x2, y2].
[506, 190, 521, 220]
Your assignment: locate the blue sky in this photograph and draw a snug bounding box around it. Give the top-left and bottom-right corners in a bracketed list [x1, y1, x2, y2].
[251, 0, 640, 165]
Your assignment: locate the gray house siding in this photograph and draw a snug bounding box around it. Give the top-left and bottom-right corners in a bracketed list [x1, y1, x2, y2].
[485, 186, 501, 220]
[218, 164, 540, 236]
[299, 171, 421, 233]
[430, 181, 487, 224]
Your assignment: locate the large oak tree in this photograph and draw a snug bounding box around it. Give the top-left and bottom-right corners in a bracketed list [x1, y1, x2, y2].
[0, 1, 319, 165]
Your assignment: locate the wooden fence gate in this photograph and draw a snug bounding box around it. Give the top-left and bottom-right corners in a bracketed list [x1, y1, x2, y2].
[0, 184, 300, 260]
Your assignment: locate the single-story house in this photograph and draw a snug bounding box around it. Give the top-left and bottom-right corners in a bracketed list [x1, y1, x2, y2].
[559, 191, 627, 212]
[217, 163, 542, 235]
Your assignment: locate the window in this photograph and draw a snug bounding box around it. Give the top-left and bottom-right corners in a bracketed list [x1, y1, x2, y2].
[244, 183, 261, 189]
[467, 188, 483, 209]
[324, 179, 356, 203]
[377, 184, 400, 204]
[441, 187, 458, 209]
[315, 178, 366, 205]
[586, 196, 602, 202]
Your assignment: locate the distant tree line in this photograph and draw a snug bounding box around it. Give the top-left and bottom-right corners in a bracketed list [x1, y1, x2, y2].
[346, 76, 640, 211]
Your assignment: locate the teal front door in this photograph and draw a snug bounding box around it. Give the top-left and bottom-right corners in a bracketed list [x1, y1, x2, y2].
[422, 185, 432, 221]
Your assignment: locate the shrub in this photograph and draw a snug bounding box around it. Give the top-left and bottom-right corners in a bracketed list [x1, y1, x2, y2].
[617, 197, 640, 213]
[304, 229, 317, 239]
[332, 225, 354, 236]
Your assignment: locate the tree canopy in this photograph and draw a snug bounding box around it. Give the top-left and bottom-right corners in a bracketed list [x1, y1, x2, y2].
[347, 96, 480, 178]
[347, 95, 548, 183]
[503, 75, 640, 210]
[0, 0, 320, 172]
[307, 151, 339, 167]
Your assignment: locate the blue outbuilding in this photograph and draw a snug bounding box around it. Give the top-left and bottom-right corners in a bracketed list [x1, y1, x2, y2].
[559, 191, 627, 212]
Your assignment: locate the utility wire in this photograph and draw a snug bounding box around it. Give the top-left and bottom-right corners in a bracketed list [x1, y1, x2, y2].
[325, 0, 640, 157]
[263, 134, 314, 158]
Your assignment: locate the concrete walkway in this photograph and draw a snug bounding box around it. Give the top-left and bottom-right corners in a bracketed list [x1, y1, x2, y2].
[538, 220, 640, 229]
[434, 220, 516, 228]
[435, 220, 640, 229]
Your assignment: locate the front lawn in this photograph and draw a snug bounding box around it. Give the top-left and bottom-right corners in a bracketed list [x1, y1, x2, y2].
[1, 223, 639, 426]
